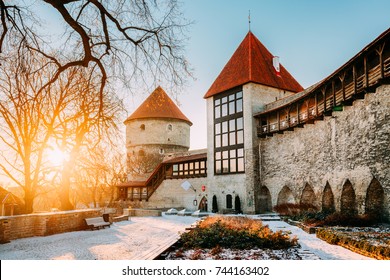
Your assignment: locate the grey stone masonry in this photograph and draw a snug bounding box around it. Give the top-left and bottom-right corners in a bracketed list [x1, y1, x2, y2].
[259, 84, 390, 219]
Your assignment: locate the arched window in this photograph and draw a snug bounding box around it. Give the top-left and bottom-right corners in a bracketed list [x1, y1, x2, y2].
[167, 124, 173, 131]
[140, 124, 145, 130]
[226, 194, 233, 209]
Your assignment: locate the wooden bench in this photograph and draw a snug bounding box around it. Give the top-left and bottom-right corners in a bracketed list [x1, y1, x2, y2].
[85, 217, 111, 230]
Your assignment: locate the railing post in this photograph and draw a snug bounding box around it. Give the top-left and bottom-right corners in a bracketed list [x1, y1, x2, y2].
[364, 56, 369, 88]
[353, 64, 358, 95]
[376, 43, 385, 79]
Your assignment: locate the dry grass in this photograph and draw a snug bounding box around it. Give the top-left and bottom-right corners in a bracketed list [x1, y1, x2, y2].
[179, 215, 298, 249]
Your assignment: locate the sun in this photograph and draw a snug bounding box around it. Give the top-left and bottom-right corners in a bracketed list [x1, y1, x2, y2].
[46, 147, 68, 167]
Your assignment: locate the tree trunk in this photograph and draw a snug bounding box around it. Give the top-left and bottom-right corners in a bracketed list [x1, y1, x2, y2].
[59, 163, 74, 211]
[23, 188, 35, 214]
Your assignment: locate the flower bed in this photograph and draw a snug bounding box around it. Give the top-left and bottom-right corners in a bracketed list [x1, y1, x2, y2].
[316, 227, 390, 260]
[166, 216, 299, 260]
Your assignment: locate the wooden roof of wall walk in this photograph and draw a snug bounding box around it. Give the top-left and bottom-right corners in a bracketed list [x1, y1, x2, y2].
[204, 31, 303, 98]
[124, 86, 192, 125]
[254, 27, 390, 117]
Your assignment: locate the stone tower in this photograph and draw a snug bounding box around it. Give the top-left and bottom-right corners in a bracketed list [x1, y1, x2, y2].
[204, 31, 303, 214]
[124, 86, 192, 181]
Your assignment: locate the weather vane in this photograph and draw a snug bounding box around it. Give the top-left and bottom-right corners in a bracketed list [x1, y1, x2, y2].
[248, 10, 251, 31]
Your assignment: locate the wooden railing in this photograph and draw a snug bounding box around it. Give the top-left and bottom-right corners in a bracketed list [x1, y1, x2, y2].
[256, 28, 390, 137]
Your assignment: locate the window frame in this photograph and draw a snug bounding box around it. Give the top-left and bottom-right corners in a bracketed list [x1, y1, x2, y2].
[213, 87, 245, 175]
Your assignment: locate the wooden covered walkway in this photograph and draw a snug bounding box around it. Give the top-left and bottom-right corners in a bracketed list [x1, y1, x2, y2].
[255, 28, 390, 136]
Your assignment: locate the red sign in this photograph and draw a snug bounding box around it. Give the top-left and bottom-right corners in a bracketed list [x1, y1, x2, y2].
[201, 185, 206, 192]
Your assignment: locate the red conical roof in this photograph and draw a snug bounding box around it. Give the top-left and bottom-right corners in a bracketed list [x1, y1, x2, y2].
[125, 86, 192, 125]
[204, 31, 303, 98]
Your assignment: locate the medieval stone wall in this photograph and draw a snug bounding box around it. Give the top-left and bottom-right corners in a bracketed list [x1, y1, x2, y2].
[259, 84, 390, 219]
[138, 177, 208, 211]
[0, 209, 102, 243]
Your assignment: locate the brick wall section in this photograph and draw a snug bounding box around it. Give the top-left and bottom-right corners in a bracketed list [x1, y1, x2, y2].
[259, 84, 390, 219]
[0, 209, 102, 243]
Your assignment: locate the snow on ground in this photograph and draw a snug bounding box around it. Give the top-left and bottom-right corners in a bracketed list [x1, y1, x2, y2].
[0, 214, 373, 260]
[264, 220, 372, 260]
[0, 214, 198, 260]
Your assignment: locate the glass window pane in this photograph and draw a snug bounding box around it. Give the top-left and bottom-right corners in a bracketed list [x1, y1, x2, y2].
[236, 91, 242, 99]
[229, 94, 235, 101]
[222, 159, 229, 173]
[215, 105, 220, 118]
[184, 163, 188, 170]
[215, 99, 220, 106]
[215, 160, 221, 173]
[173, 164, 178, 171]
[222, 97, 227, 103]
[200, 161, 205, 169]
[230, 159, 237, 172]
[215, 152, 221, 160]
[229, 101, 235, 115]
[237, 157, 244, 172]
[215, 135, 221, 148]
[229, 119, 235, 131]
[238, 148, 244, 157]
[222, 121, 228, 133]
[229, 132, 236, 145]
[179, 164, 183, 170]
[222, 151, 228, 159]
[189, 170, 194, 175]
[237, 117, 243, 130]
[195, 161, 199, 169]
[215, 123, 221, 135]
[236, 99, 243, 112]
[230, 149, 236, 158]
[237, 130, 244, 144]
[195, 170, 200, 174]
[222, 104, 228, 117]
[189, 162, 194, 170]
[222, 134, 228, 147]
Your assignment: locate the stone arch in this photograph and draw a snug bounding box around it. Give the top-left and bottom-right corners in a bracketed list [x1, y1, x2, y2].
[212, 195, 218, 213]
[258, 186, 272, 213]
[300, 183, 316, 207]
[277, 186, 295, 205]
[199, 196, 208, 212]
[322, 182, 335, 213]
[226, 194, 233, 209]
[365, 178, 384, 219]
[234, 195, 242, 214]
[340, 180, 357, 215]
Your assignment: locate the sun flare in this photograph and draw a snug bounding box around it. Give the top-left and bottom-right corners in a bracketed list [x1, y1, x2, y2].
[46, 147, 68, 167]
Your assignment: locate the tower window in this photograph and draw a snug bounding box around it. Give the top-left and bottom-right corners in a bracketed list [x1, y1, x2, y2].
[167, 124, 173, 131]
[140, 124, 145, 130]
[214, 88, 244, 175]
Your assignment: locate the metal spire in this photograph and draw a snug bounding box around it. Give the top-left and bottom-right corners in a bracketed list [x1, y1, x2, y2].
[248, 10, 251, 31]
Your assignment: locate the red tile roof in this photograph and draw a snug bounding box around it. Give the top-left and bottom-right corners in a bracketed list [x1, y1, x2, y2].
[204, 31, 303, 98]
[125, 86, 192, 125]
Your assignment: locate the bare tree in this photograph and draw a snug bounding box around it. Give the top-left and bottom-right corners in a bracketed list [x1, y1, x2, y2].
[0, 54, 65, 213]
[126, 151, 163, 180]
[49, 67, 124, 210]
[72, 145, 126, 208]
[0, 0, 192, 101]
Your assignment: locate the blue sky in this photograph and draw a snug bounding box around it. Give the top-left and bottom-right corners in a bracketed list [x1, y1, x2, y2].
[169, 0, 390, 149]
[31, 0, 390, 150]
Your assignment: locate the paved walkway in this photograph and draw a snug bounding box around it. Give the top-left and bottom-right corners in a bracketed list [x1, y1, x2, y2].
[0, 214, 373, 260]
